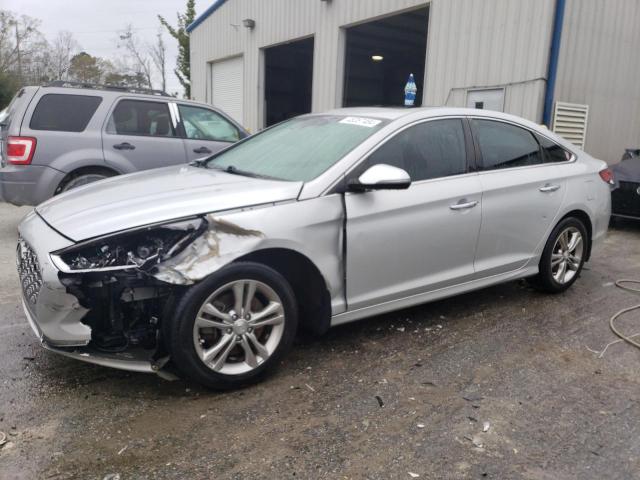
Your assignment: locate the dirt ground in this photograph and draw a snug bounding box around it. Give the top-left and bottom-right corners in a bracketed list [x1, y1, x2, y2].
[1, 202, 640, 480]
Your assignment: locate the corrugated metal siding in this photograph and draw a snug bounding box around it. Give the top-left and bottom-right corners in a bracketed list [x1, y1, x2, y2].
[190, 0, 555, 131]
[554, 0, 640, 163]
[424, 0, 554, 120]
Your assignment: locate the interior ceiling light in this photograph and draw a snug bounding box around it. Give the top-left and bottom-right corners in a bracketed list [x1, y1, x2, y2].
[371, 55, 384, 62]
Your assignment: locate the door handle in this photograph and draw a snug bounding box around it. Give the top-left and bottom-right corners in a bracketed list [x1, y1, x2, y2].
[193, 146, 212, 154]
[113, 142, 135, 151]
[539, 184, 561, 193]
[450, 200, 479, 211]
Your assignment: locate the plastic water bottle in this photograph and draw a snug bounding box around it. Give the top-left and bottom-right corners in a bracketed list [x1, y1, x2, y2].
[404, 73, 417, 107]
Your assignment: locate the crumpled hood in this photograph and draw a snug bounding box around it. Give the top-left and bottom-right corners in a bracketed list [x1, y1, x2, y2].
[36, 165, 302, 241]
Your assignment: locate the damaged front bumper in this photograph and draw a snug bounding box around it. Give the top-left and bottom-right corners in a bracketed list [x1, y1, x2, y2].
[21, 300, 158, 373]
[17, 209, 275, 375]
[17, 210, 170, 374]
[18, 210, 92, 346]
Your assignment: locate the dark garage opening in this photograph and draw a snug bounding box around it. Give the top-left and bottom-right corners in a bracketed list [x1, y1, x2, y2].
[343, 7, 429, 108]
[264, 37, 314, 127]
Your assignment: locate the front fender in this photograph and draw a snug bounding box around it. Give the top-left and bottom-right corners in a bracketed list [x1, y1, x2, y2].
[151, 197, 345, 308]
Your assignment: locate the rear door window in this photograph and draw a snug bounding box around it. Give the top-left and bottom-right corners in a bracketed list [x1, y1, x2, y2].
[178, 105, 240, 142]
[107, 100, 175, 137]
[30, 94, 102, 132]
[536, 134, 573, 163]
[472, 119, 543, 170]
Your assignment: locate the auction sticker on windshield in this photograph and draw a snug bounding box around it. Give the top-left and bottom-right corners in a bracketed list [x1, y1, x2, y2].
[339, 117, 382, 128]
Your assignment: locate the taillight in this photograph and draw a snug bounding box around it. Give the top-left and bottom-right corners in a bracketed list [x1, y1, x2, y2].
[7, 136, 37, 165]
[599, 168, 614, 185]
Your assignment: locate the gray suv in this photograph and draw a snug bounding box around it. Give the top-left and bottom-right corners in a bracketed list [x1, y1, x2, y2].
[0, 82, 248, 206]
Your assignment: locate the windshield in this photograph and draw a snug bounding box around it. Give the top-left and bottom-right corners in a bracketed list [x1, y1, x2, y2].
[205, 115, 389, 181]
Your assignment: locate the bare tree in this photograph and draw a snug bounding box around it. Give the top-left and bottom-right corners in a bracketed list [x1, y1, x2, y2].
[149, 29, 167, 92]
[50, 31, 79, 80]
[118, 24, 152, 88]
[0, 11, 44, 80]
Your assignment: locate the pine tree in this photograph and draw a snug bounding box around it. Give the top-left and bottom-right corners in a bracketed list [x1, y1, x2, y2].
[158, 0, 195, 98]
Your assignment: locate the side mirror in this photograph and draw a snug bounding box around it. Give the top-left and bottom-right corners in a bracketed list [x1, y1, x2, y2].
[348, 164, 412, 192]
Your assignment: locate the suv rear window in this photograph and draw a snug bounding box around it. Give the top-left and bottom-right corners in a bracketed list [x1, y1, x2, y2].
[30, 94, 102, 132]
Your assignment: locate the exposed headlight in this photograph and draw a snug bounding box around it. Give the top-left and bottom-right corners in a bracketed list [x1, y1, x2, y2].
[51, 217, 208, 273]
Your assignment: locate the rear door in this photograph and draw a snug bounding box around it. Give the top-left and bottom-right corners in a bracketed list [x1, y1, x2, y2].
[103, 98, 187, 173]
[345, 118, 483, 310]
[470, 118, 568, 277]
[177, 103, 245, 161]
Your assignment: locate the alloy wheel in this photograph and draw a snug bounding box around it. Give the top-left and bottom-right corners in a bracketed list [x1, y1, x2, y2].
[192, 280, 285, 375]
[551, 226, 584, 284]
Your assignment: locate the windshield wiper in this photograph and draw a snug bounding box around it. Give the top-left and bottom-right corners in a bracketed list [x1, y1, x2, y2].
[190, 158, 207, 168]
[222, 165, 278, 180]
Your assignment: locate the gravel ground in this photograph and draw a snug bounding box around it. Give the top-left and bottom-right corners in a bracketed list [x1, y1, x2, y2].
[1, 202, 640, 480]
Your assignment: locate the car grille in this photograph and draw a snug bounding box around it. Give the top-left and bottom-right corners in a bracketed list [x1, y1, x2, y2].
[17, 235, 42, 305]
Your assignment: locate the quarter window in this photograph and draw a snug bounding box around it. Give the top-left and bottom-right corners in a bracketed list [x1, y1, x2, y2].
[364, 119, 468, 182]
[537, 134, 573, 163]
[178, 105, 241, 142]
[472, 119, 543, 170]
[107, 100, 175, 137]
[30, 94, 102, 132]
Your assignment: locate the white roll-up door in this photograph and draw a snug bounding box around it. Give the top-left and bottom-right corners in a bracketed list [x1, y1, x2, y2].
[210, 56, 244, 125]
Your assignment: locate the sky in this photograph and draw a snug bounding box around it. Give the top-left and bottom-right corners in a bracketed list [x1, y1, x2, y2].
[3, 0, 209, 95]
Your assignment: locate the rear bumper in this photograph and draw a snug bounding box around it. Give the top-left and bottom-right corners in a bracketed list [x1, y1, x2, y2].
[0, 164, 65, 206]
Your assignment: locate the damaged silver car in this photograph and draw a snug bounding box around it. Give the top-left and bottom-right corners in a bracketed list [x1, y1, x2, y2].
[17, 107, 612, 389]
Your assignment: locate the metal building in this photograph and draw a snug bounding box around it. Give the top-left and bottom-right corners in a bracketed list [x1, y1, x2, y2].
[188, 0, 640, 163]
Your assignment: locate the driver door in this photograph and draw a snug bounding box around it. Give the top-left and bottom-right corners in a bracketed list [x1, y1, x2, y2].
[345, 118, 483, 310]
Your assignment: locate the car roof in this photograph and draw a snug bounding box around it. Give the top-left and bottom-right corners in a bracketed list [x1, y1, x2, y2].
[322, 106, 553, 135]
[324, 106, 540, 123]
[35, 84, 213, 108]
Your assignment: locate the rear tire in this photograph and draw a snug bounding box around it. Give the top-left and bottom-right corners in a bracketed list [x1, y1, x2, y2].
[167, 262, 298, 390]
[529, 217, 588, 293]
[56, 170, 116, 194]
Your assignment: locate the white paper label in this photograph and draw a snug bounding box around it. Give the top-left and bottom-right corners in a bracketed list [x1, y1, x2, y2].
[339, 117, 382, 128]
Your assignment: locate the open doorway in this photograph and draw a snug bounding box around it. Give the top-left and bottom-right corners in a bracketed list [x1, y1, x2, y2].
[264, 37, 314, 127]
[343, 7, 429, 107]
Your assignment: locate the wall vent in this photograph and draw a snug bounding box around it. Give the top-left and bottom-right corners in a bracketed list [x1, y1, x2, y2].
[552, 101, 589, 149]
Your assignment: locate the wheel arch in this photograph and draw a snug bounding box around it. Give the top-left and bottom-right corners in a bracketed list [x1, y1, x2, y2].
[558, 209, 593, 261]
[55, 165, 120, 195]
[234, 248, 332, 336]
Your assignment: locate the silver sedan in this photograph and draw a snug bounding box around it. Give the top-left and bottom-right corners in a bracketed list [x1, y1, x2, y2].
[17, 107, 612, 389]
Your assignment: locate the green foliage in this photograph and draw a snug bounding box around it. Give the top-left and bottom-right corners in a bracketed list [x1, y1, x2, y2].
[68, 52, 103, 83]
[104, 71, 148, 88]
[0, 71, 20, 110]
[158, 0, 195, 98]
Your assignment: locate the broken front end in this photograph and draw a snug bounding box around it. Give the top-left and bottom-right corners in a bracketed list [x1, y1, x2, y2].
[17, 212, 248, 373]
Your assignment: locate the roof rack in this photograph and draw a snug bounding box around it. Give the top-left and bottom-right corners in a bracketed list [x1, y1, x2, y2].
[45, 80, 171, 97]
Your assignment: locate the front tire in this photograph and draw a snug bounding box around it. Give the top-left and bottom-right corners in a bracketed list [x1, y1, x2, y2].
[167, 262, 298, 390]
[530, 217, 588, 293]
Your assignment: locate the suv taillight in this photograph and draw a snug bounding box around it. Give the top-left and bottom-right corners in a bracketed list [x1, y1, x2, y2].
[7, 136, 37, 165]
[598, 167, 614, 185]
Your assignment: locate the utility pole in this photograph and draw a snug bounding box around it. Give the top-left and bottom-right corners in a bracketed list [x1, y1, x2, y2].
[14, 22, 23, 83]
